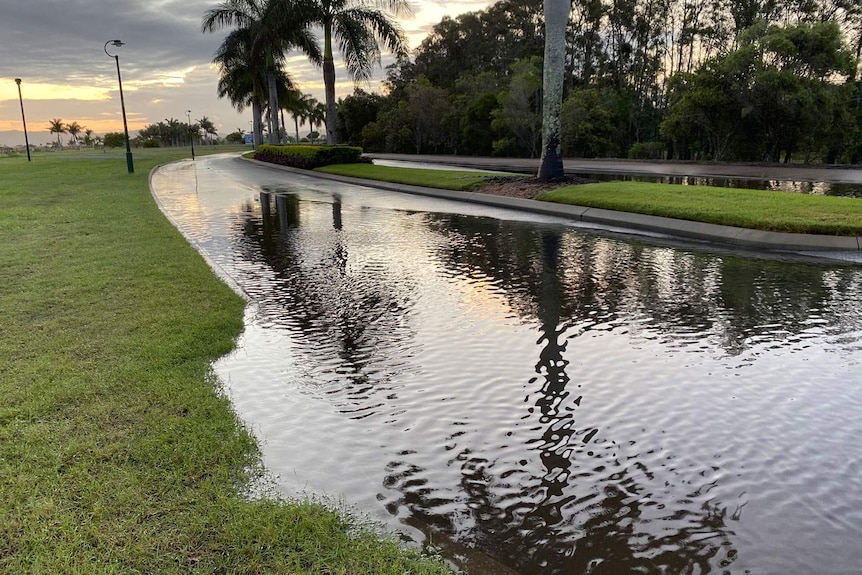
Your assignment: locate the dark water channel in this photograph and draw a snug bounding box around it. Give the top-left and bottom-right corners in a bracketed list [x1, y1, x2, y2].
[153, 157, 862, 575]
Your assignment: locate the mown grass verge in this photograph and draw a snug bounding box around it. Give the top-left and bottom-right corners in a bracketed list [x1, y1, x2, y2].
[537, 181, 862, 236]
[315, 162, 497, 191]
[0, 150, 453, 574]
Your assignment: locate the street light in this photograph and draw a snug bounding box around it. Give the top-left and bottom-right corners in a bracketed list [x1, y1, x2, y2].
[13, 78, 31, 162]
[104, 39, 134, 174]
[186, 109, 195, 160]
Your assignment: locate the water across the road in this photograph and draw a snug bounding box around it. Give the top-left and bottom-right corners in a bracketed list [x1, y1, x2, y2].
[152, 155, 862, 574]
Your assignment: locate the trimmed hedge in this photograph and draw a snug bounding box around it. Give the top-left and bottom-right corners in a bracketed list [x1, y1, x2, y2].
[255, 144, 365, 169]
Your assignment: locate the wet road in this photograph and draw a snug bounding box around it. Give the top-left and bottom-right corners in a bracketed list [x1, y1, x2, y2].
[366, 153, 862, 184]
[151, 154, 862, 575]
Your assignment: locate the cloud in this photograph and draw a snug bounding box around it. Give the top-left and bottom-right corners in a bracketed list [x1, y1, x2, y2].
[0, 0, 493, 142]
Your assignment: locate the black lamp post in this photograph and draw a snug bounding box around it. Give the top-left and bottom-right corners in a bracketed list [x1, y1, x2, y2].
[186, 109, 195, 160]
[13, 78, 31, 162]
[104, 39, 134, 174]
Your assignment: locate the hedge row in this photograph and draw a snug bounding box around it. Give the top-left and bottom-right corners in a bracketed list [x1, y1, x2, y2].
[255, 144, 365, 169]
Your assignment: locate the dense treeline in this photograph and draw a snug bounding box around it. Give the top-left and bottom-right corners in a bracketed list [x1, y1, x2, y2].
[336, 0, 862, 163]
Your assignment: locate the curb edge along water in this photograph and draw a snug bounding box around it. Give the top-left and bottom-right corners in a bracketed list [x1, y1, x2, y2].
[242, 156, 862, 262]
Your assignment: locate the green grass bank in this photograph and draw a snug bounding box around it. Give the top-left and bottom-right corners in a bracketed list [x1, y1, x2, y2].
[315, 162, 495, 191]
[0, 149, 452, 574]
[313, 161, 862, 237]
[539, 181, 862, 236]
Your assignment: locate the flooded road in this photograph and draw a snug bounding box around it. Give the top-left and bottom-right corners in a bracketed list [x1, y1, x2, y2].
[152, 155, 862, 574]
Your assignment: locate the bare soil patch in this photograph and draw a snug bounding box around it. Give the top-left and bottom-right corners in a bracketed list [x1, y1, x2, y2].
[473, 175, 595, 199]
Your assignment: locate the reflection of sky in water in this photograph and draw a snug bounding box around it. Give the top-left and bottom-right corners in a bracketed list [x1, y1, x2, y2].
[153, 156, 862, 575]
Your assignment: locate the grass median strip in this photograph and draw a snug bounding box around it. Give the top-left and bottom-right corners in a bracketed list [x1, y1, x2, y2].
[0, 150, 452, 574]
[537, 181, 862, 236]
[314, 162, 862, 236]
[315, 162, 496, 190]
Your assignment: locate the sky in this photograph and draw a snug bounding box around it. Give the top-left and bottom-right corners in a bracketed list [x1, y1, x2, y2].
[0, 0, 492, 147]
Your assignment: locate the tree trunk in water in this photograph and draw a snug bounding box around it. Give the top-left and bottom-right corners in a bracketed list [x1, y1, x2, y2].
[323, 21, 337, 145]
[537, 0, 570, 181]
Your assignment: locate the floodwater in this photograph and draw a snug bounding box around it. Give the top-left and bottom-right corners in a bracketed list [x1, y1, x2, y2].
[152, 155, 862, 575]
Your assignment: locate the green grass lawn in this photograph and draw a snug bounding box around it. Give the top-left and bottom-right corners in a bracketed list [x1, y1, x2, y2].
[315, 162, 497, 190]
[537, 181, 862, 236]
[311, 161, 862, 236]
[0, 150, 452, 574]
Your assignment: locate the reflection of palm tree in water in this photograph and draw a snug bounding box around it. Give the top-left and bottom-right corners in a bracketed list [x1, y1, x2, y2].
[386, 219, 740, 574]
[236, 190, 417, 407]
[532, 232, 573, 501]
[523, 238, 737, 572]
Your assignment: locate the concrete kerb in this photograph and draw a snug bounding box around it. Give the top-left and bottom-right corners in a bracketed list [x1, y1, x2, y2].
[243, 157, 862, 256]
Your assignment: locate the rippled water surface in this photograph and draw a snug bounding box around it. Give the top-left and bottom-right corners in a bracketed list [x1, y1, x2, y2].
[153, 156, 862, 574]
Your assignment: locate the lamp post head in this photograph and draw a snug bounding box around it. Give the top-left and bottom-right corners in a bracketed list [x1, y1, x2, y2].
[15, 78, 21, 85]
[104, 39, 125, 57]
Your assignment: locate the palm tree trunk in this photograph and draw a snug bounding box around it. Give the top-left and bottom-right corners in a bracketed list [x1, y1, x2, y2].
[537, 0, 570, 181]
[323, 21, 337, 145]
[252, 99, 264, 151]
[267, 71, 280, 144]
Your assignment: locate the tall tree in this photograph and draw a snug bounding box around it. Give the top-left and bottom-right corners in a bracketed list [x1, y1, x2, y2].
[66, 121, 83, 148]
[305, 99, 326, 142]
[538, 0, 571, 180]
[211, 28, 267, 147]
[282, 89, 312, 142]
[203, 0, 321, 144]
[48, 119, 66, 149]
[493, 57, 544, 157]
[198, 116, 218, 144]
[335, 88, 385, 146]
[304, 0, 410, 144]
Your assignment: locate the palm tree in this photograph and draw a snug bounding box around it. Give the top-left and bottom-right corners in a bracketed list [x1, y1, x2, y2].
[307, 99, 326, 143]
[282, 89, 311, 143]
[165, 117, 182, 147]
[213, 27, 298, 148]
[67, 121, 83, 148]
[537, 0, 570, 181]
[305, 0, 410, 144]
[212, 28, 266, 148]
[82, 128, 95, 148]
[198, 116, 218, 144]
[48, 118, 66, 149]
[203, 0, 321, 144]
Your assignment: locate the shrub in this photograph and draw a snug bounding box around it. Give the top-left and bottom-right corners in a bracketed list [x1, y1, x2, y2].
[254, 144, 365, 169]
[628, 141, 666, 160]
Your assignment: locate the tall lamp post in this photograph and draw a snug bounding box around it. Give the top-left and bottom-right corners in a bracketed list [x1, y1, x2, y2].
[186, 109, 195, 161]
[13, 79, 31, 162]
[104, 39, 134, 174]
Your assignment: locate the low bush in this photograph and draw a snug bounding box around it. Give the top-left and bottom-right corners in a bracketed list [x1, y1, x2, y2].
[255, 144, 365, 169]
[628, 141, 666, 160]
